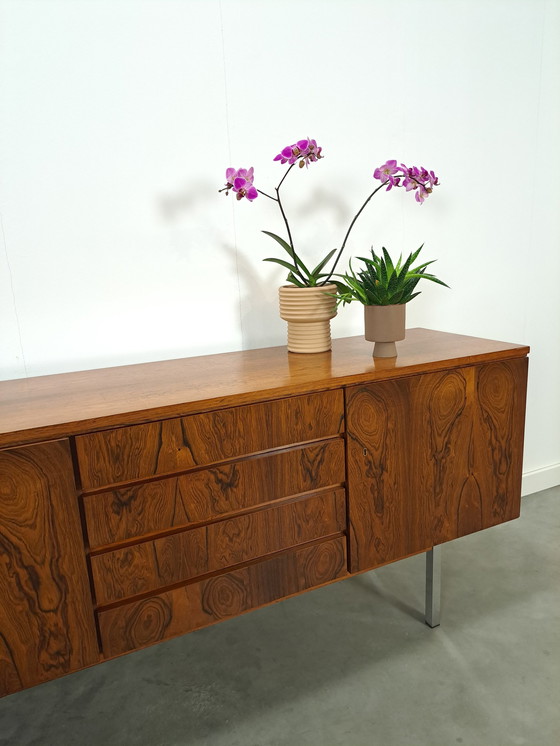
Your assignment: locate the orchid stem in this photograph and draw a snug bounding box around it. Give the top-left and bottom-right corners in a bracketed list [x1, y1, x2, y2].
[321, 180, 388, 286]
[275, 164, 307, 282]
[257, 189, 277, 202]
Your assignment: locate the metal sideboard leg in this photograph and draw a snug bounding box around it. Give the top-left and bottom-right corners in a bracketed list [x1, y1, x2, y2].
[425, 546, 442, 628]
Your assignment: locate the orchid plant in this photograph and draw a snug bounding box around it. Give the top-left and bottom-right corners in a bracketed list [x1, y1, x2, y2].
[220, 139, 440, 288]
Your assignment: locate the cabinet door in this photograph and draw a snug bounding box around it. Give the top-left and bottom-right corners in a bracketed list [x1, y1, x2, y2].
[0, 440, 98, 697]
[346, 358, 527, 573]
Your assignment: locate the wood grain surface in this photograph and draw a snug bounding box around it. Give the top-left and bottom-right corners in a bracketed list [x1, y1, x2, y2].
[98, 536, 347, 657]
[91, 490, 346, 605]
[0, 441, 98, 696]
[346, 358, 528, 572]
[472, 359, 527, 528]
[76, 390, 344, 490]
[83, 439, 345, 549]
[0, 330, 529, 449]
[0, 330, 530, 696]
[346, 378, 431, 571]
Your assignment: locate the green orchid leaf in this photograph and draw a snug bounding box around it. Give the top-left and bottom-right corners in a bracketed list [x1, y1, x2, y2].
[262, 230, 311, 280]
[311, 248, 337, 278]
[262, 230, 295, 258]
[286, 271, 307, 287]
[263, 257, 301, 274]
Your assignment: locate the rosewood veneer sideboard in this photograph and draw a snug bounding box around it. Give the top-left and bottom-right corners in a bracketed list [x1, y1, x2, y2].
[0, 329, 529, 697]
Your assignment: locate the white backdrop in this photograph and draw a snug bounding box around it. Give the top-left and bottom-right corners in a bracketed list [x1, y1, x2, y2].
[1, 0, 559, 492]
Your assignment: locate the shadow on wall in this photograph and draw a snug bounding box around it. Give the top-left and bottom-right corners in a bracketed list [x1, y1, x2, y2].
[155, 179, 354, 352]
[220, 241, 286, 351]
[156, 180, 284, 351]
[157, 181, 208, 221]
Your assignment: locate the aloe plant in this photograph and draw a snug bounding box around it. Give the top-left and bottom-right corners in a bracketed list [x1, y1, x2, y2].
[336, 245, 449, 306]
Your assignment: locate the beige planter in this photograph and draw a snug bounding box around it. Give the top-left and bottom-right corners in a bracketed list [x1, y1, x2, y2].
[279, 284, 337, 353]
[364, 304, 406, 358]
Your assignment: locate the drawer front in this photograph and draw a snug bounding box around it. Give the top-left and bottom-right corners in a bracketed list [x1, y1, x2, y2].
[76, 390, 344, 490]
[91, 489, 346, 605]
[98, 536, 347, 657]
[84, 439, 345, 549]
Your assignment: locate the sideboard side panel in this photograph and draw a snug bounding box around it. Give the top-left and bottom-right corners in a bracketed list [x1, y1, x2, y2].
[0, 440, 98, 696]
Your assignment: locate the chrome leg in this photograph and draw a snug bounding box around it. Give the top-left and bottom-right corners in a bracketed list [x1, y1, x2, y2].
[425, 546, 441, 628]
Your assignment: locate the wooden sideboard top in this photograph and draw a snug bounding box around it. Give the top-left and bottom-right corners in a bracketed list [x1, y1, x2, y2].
[0, 328, 529, 448]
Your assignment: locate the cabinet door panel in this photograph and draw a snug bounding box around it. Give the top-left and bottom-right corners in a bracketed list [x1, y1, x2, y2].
[346, 380, 431, 571]
[346, 358, 528, 572]
[412, 368, 478, 544]
[0, 441, 98, 696]
[472, 359, 527, 529]
[427, 360, 527, 543]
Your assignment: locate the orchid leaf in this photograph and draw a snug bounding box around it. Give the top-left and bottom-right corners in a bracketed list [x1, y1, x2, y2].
[262, 230, 312, 280]
[311, 248, 337, 279]
[263, 257, 301, 275]
[262, 230, 296, 259]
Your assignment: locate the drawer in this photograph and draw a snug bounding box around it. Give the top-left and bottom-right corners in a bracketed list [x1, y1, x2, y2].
[91, 489, 346, 606]
[84, 439, 345, 549]
[98, 536, 347, 657]
[76, 389, 344, 490]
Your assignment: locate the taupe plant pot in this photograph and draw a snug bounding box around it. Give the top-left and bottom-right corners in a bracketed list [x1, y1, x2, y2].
[279, 284, 337, 353]
[364, 304, 406, 358]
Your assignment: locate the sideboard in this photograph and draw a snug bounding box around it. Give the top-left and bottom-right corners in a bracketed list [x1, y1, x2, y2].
[0, 329, 529, 697]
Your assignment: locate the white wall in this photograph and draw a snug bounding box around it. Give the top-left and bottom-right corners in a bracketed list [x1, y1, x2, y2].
[1, 0, 559, 491]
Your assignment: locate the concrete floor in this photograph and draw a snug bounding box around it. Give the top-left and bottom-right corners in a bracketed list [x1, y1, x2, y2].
[1, 487, 558, 746]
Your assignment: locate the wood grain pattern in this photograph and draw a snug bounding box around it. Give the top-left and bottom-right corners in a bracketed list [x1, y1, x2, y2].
[418, 359, 528, 543]
[91, 489, 346, 605]
[98, 536, 347, 657]
[346, 380, 432, 571]
[0, 330, 529, 449]
[76, 390, 344, 490]
[413, 369, 477, 545]
[472, 359, 527, 528]
[0, 332, 529, 697]
[347, 359, 528, 571]
[0, 441, 98, 696]
[83, 439, 345, 549]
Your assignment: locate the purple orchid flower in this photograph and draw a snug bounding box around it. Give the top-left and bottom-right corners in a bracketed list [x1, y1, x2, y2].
[373, 161, 440, 202]
[373, 160, 400, 190]
[274, 138, 323, 167]
[223, 167, 258, 201]
[415, 185, 430, 204]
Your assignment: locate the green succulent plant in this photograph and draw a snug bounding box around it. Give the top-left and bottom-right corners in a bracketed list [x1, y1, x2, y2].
[335, 244, 449, 306]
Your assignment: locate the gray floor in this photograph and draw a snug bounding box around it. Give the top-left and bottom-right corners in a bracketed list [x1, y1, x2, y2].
[1, 487, 559, 746]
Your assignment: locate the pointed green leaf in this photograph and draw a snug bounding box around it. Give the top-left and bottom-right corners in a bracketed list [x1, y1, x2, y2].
[382, 247, 395, 279]
[311, 248, 337, 278]
[262, 230, 295, 258]
[262, 230, 311, 279]
[263, 257, 300, 274]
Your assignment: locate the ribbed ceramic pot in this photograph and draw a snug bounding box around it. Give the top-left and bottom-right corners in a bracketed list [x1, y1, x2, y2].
[279, 284, 337, 353]
[364, 303, 406, 358]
